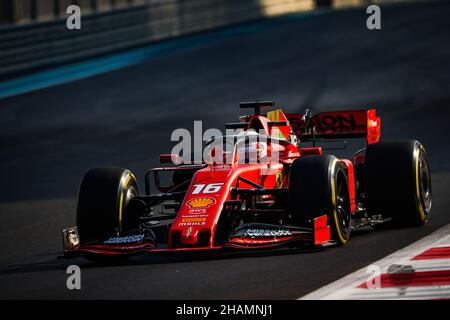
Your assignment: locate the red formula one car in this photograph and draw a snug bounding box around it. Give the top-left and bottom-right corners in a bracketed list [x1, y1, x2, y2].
[62, 101, 432, 261]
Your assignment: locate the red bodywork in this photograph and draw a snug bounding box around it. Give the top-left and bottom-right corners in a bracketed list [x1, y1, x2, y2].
[170, 163, 283, 248]
[64, 107, 381, 258]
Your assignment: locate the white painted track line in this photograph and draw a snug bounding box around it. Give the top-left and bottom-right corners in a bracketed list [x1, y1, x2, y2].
[300, 224, 450, 300]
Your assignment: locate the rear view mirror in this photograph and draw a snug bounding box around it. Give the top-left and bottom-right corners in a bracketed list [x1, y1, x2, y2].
[159, 154, 181, 165]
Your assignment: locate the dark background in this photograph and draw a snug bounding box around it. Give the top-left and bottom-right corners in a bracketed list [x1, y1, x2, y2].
[0, 0, 449, 299]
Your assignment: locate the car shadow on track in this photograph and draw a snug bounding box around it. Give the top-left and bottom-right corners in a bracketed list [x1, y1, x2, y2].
[0, 245, 329, 276]
[0, 228, 382, 276]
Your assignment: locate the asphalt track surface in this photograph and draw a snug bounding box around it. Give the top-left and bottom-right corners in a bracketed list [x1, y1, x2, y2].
[0, 1, 450, 299]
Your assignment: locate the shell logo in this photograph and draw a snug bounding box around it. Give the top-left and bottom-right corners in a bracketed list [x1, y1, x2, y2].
[186, 197, 216, 208]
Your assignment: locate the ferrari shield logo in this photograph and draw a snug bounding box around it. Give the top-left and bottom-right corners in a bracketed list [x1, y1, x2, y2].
[276, 172, 283, 188]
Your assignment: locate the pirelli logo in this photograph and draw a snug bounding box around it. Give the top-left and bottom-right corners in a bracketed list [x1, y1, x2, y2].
[181, 217, 207, 223]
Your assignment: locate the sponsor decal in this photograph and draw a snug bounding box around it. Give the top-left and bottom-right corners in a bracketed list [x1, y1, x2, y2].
[179, 215, 208, 226]
[246, 229, 292, 238]
[316, 114, 357, 129]
[186, 227, 193, 239]
[186, 197, 216, 209]
[181, 217, 207, 223]
[189, 208, 207, 214]
[104, 234, 145, 244]
[179, 222, 206, 226]
[182, 214, 208, 219]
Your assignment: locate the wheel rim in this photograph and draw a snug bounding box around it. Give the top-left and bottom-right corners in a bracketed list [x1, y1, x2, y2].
[123, 184, 138, 215]
[336, 176, 351, 237]
[119, 183, 138, 232]
[418, 152, 432, 213]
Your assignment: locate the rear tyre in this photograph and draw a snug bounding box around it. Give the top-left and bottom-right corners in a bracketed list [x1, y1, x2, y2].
[365, 140, 432, 227]
[289, 155, 351, 246]
[76, 167, 140, 242]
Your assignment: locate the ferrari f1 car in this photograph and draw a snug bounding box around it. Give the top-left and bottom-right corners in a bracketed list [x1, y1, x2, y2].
[62, 101, 432, 261]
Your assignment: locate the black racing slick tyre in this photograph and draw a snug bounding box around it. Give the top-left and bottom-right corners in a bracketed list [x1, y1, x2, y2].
[76, 168, 140, 242]
[288, 155, 351, 246]
[365, 140, 432, 227]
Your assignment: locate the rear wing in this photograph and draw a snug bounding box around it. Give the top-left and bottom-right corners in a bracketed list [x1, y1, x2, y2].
[286, 109, 381, 145]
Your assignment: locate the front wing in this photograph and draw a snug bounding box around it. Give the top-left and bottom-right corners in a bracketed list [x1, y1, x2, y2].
[62, 215, 332, 258]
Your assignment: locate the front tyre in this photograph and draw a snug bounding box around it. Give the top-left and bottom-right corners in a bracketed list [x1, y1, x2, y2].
[288, 155, 351, 246]
[76, 167, 140, 242]
[365, 140, 432, 227]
